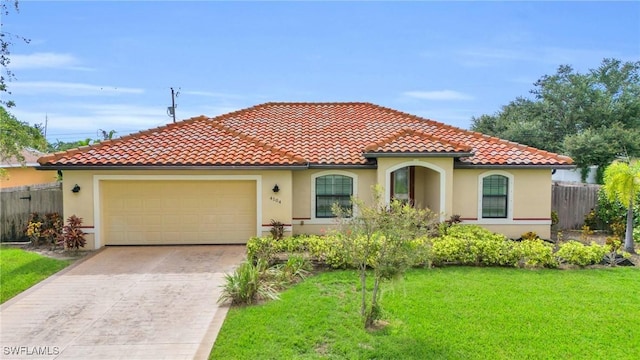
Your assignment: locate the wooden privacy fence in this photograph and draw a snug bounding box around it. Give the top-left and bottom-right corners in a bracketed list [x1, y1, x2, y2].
[1, 182, 63, 242]
[551, 182, 600, 230]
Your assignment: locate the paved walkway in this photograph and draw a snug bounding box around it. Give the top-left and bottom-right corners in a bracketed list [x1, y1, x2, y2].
[0, 246, 245, 360]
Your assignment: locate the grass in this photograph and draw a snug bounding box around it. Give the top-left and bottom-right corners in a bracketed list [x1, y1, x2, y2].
[0, 247, 71, 303]
[211, 267, 640, 359]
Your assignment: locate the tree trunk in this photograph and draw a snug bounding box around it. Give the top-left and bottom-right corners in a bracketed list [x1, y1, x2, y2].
[625, 202, 636, 254]
[360, 265, 367, 317]
[367, 276, 381, 327]
[371, 277, 380, 310]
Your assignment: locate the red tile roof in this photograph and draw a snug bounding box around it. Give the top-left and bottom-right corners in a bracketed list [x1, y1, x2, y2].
[38, 102, 573, 168]
[364, 129, 473, 155]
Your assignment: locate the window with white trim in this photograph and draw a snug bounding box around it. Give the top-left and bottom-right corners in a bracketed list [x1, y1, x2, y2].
[315, 174, 353, 218]
[482, 174, 508, 218]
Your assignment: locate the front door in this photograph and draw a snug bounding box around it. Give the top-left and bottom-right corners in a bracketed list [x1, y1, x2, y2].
[391, 167, 414, 204]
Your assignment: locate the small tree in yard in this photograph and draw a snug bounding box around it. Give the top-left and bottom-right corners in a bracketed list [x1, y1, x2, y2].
[603, 159, 640, 253]
[333, 185, 439, 327]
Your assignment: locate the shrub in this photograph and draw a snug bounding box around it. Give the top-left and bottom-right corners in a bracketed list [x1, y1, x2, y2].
[218, 260, 279, 305]
[41, 213, 63, 248]
[583, 209, 598, 229]
[610, 221, 626, 239]
[634, 227, 640, 243]
[513, 239, 557, 268]
[269, 219, 284, 240]
[431, 225, 517, 267]
[26, 219, 42, 245]
[247, 236, 276, 264]
[444, 214, 462, 227]
[580, 225, 594, 242]
[26, 212, 63, 247]
[57, 215, 86, 250]
[275, 254, 311, 282]
[556, 241, 608, 266]
[602, 237, 632, 266]
[593, 188, 639, 232]
[302, 233, 356, 269]
[520, 231, 539, 241]
[432, 235, 475, 265]
[410, 236, 432, 267]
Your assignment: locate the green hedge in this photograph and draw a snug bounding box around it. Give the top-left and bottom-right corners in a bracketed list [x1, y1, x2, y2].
[247, 225, 613, 270]
[555, 241, 608, 266]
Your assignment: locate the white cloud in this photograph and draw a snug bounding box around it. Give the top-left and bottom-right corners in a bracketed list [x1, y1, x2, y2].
[10, 101, 247, 142]
[403, 90, 474, 101]
[9, 52, 90, 70]
[9, 81, 144, 96]
[182, 90, 244, 100]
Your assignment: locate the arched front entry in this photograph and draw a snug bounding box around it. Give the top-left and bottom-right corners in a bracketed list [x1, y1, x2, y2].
[384, 160, 446, 220]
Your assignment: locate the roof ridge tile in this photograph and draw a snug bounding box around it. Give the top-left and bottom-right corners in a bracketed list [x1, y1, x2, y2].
[364, 127, 472, 153]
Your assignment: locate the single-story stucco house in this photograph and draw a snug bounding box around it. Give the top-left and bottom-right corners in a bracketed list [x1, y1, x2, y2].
[37, 102, 574, 249]
[1, 148, 57, 188]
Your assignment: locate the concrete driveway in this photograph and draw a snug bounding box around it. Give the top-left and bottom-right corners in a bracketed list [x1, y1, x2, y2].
[0, 245, 245, 360]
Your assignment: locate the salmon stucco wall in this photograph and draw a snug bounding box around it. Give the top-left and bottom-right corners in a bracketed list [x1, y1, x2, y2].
[1, 167, 57, 188]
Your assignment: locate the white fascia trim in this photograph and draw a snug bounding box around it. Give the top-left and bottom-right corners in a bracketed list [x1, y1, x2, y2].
[93, 174, 262, 249]
[477, 170, 514, 222]
[384, 160, 446, 222]
[310, 170, 359, 222]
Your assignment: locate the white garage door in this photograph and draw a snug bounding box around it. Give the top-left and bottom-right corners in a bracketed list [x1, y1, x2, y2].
[102, 180, 256, 245]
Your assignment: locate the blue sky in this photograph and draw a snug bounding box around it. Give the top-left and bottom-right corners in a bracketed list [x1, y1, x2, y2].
[4, 1, 639, 142]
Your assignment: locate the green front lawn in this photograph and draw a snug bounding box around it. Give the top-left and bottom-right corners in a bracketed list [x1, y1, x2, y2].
[211, 267, 640, 359]
[0, 247, 71, 303]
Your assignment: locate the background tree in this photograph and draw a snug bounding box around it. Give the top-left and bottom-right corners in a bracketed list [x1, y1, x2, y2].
[1, 0, 29, 108]
[47, 129, 117, 152]
[602, 159, 640, 254]
[471, 58, 640, 183]
[0, 106, 46, 176]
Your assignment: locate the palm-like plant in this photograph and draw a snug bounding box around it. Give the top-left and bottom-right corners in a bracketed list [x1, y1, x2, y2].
[602, 159, 640, 253]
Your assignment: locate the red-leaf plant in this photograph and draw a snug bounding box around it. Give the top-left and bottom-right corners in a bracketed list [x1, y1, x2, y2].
[57, 215, 87, 251]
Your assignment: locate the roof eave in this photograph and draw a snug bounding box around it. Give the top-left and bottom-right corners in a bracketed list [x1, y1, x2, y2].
[364, 152, 474, 158]
[36, 164, 310, 171]
[454, 163, 576, 170]
[1, 162, 40, 168]
[307, 163, 378, 169]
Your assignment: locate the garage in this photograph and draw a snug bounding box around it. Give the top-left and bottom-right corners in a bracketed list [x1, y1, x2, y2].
[101, 180, 257, 245]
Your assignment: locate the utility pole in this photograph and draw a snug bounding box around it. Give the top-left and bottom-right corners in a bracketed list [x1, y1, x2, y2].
[167, 87, 179, 123]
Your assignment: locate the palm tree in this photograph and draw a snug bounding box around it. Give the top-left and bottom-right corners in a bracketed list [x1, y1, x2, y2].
[603, 159, 640, 253]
